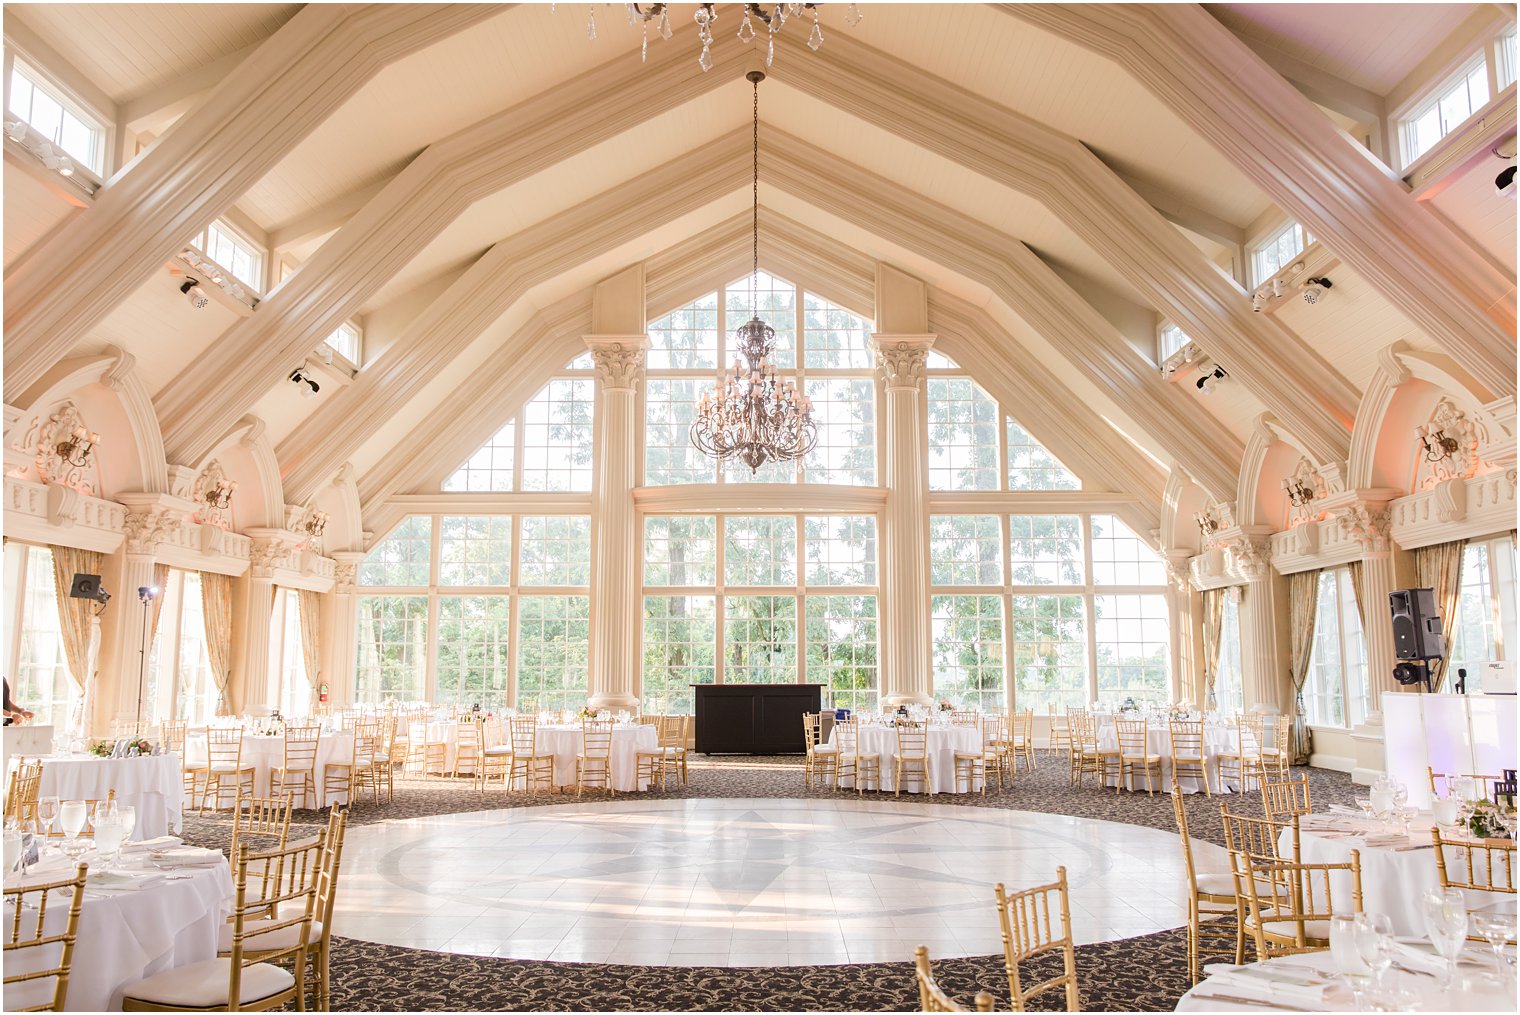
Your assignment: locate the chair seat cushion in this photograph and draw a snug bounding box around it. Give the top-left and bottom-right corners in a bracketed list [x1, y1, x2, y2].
[209, 764, 251, 774]
[1173, 754, 1204, 763]
[1122, 753, 1161, 762]
[812, 745, 838, 755]
[121, 957, 294, 1008]
[217, 918, 323, 954]
[1195, 872, 1237, 897]
[482, 746, 514, 756]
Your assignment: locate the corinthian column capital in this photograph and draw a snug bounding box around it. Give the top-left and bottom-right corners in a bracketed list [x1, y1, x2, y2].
[870, 334, 936, 391]
[584, 335, 649, 391]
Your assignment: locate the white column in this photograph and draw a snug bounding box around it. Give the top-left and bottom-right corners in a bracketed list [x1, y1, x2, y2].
[1233, 536, 1288, 715]
[111, 553, 160, 730]
[871, 334, 936, 707]
[325, 553, 364, 709]
[584, 335, 647, 711]
[234, 573, 278, 715]
[1337, 501, 1402, 784]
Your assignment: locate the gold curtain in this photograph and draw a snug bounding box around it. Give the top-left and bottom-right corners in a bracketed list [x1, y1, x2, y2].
[298, 589, 322, 711]
[1201, 588, 1226, 709]
[199, 571, 235, 716]
[1346, 559, 1367, 627]
[1415, 539, 1466, 692]
[1286, 569, 1322, 765]
[47, 546, 104, 732]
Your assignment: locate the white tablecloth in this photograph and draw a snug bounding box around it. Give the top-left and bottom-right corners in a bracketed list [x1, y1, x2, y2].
[533, 725, 659, 792]
[185, 731, 354, 808]
[825, 724, 981, 793]
[34, 755, 181, 839]
[1095, 721, 1252, 794]
[1291, 815, 1511, 937]
[3, 853, 233, 1010]
[423, 720, 502, 771]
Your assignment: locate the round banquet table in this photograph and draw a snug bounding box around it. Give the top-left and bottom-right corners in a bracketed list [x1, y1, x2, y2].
[34, 755, 181, 839]
[533, 724, 659, 792]
[185, 730, 354, 808]
[1095, 719, 1254, 794]
[825, 723, 981, 793]
[1288, 813, 1515, 937]
[423, 719, 504, 771]
[2, 849, 233, 1011]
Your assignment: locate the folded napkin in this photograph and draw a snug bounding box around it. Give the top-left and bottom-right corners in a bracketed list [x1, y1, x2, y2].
[1359, 832, 1412, 848]
[1210, 965, 1330, 1007]
[122, 835, 182, 854]
[148, 846, 223, 868]
[1328, 803, 1362, 816]
[87, 869, 166, 891]
[1389, 939, 1449, 975]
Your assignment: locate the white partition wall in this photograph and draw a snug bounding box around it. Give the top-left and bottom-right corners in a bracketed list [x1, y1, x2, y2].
[1383, 692, 1518, 808]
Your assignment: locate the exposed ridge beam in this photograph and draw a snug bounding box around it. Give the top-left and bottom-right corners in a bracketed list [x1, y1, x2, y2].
[762, 130, 1243, 500]
[3, 3, 503, 403]
[267, 176, 394, 251]
[769, 29, 1356, 466]
[279, 130, 754, 504]
[1002, 3, 1516, 400]
[154, 24, 746, 468]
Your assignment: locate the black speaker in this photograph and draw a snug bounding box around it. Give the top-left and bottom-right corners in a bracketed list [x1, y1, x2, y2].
[1389, 587, 1444, 660]
[68, 573, 103, 601]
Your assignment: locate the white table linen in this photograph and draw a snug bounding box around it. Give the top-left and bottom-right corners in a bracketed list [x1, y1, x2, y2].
[35, 755, 181, 839]
[533, 724, 659, 792]
[1095, 720, 1253, 795]
[423, 720, 502, 771]
[1176, 941, 1515, 1012]
[185, 731, 354, 808]
[3, 851, 233, 1011]
[825, 724, 982, 794]
[1290, 813, 1512, 937]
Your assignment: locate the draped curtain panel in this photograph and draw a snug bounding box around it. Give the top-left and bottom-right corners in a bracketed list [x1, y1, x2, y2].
[1346, 559, 1366, 627]
[298, 589, 322, 710]
[1200, 588, 1225, 709]
[48, 545, 104, 734]
[199, 571, 236, 715]
[1286, 569, 1322, 765]
[149, 563, 171, 644]
[1414, 539, 1466, 692]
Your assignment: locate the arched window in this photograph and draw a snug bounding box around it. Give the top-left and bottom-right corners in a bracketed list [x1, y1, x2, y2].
[444, 365, 595, 493]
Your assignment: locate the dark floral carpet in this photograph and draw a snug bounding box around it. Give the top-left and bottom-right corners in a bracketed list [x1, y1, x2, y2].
[180, 752, 1357, 1012]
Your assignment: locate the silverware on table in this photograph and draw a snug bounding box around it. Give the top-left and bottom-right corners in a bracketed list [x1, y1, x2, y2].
[1189, 992, 1299, 1009]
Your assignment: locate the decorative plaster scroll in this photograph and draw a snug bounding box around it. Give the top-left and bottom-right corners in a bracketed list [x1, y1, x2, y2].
[1431, 477, 1467, 524]
[238, 415, 267, 450]
[31, 402, 99, 496]
[191, 459, 235, 529]
[1335, 503, 1393, 554]
[100, 345, 136, 392]
[46, 484, 78, 528]
[1415, 398, 1483, 490]
[248, 538, 296, 580]
[873, 340, 930, 390]
[122, 508, 183, 556]
[586, 341, 646, 391]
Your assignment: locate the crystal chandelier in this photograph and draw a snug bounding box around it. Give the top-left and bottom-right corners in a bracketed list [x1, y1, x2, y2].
[689, 70, 816, 474]
[575, 3, 863, 70]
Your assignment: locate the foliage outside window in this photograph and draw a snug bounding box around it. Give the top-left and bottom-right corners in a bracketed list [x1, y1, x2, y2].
[1250, 220, 1313, 287]
[1302, 568, 1368, 728]
[1213, 593, 1244, 715]
[269, 589, 310, 719]
[444, 367, 595, 493]
[1448, 537, 1518, 693]
[142, 569, 217, 726]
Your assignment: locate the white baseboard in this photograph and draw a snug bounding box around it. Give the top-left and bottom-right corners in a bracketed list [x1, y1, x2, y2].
[1309, 752, 1355, 773]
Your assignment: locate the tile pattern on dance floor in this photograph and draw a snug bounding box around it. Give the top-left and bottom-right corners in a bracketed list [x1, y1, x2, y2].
[333, 796, 1230, 967]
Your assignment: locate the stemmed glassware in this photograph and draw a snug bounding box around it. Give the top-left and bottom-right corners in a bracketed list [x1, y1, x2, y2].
[58, 800, 87, 858]
[1469, 912, 1516, 979]
[117, 805, 137, 846]
[1421, 886, 1471, 989]
[93, 812, 125, 872]
[1330, 914, 1373, 1009]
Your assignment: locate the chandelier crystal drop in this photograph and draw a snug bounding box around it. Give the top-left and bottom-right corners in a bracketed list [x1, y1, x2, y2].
[598, 4, 859, 70]
[689, 70, 817, 474]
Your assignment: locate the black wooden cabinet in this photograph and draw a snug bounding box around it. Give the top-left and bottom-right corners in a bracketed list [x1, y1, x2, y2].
[691, 683, 823, 754]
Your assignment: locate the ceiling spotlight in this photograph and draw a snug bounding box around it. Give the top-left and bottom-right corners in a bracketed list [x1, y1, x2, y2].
[1196, 366, 1228, 395]
[1271, 277, 1287, 299]
[180, 279, 210, 310]
[1497, 163, 1516, 198]
[1251, 291, 1266, 313]
[3, 118, 27, 142]
[1300, 277, 1332, 305]
[289, 369, 320, 397]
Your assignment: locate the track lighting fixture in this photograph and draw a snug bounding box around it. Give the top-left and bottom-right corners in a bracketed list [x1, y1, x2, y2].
[1251, 291, 1266, 312]
[181, 279, 209, 310]
[289, 369, 320, 397]
[1195, 366, 1227, 394]
[1300, 276, 1332, 305]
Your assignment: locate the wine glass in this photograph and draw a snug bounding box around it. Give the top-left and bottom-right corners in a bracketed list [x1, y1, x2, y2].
[1469, 912, 1515, 975]
[1330, 914, 1373, 1009]
[117, 805, 137, 845]
[1354, 913, 1395, 990]
[58, 800, 87, 858]
[91, 798, 117, 828]
[1421, 886, 1470, 989]
[35, 796, 59, 840]
[93, 814, 125, 871]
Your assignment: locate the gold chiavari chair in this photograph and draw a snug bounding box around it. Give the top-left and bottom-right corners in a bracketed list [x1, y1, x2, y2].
[1171, 794, 1241, 980]
[157, 719, 194, 807]
[479, 722, 516, 793]
[374, 714, 403, 802]
[110, 720, 148, 738]
[1047, 706, 1071, 762]
[1231, 849, 1362, 961]
[1010, 709, 1036, 772]
[575, 719, 615, 797]
[303, 807, 348, 1011]
[949, 710, 980, 728]
[1220, 804, 1301, 865]
[1074, 714, 1119, 789]
[507, 716, 556, 793]
[5, 758, 43, 827]
[1168, 719, 1210, 796]
[658, 715, 690, 787]
[895, 720, 933, 797]
[1427, 768, 1500, 801]
[3, 862, 88, 1012]
[1063, 709, 1087, 785]
[1115, 719, 1163, 794]
[994, 868, 1081, 1012]
[1261, 772, 1313, 822]
[835, 718, 881, 793]
[229, 793, 294, 862]
[1258, 714, 1292, 779]
[323, 721, 381, 807]
[952, 716, 994, 795]
[270, 725, 320, 810]
[452, 720, 482, 779]
[201, 728, 256, 815]
[802, 713, 839, 789]
[913, 946, 996, 1012]
[1432, 828, 1516, 898]
[405, 720, 446, 779]
[130, 834, 324, 1012]
[1217, 714, 1264, 794]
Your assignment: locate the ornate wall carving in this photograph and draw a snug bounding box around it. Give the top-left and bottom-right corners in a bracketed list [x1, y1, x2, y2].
[1414, 397, 1483, 490]
[191, 459, 235, 529]
[873, 340, 929, 389]
[24, 402, 100, 496]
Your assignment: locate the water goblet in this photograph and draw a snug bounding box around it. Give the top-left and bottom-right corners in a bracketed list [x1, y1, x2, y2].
[92, 815, 125, 872]
[1354, 913, 1395, 991]
[35, 796, 59, 839]
[1331, 914, 1373, 1009]
[1470, 912, 1515, 975]
[1431, 795, 1459, 828]
[1421, 886, 1470, 989]
[117, 805, 137, 845]
[58, 800, 87, 859]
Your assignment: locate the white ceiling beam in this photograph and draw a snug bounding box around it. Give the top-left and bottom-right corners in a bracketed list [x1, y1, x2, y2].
[278, 130, 755, 505]
[2, 3, 504, 404]
[768, 30, 1356, 469]
[762, 132, 1243, 501]
[118, 43, 261, 134]
[1002, 3, 1516, 402]
[266, 177, 394, 252]
[153, 25, 748, 470]
[1108, 167, 1245, 257]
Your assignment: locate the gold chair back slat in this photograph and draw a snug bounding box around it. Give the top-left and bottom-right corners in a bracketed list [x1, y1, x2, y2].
[1432, 828, 1516, 894]
[1261, 773, 1313, 821]
[575, 719, 615, 796]
[1231, 850, 1363, 960]
[1427, 768, 1500, 800]
[3, 863, 89, 1012]
[229, 792, 294, 861]
[5, 759, 44, 826]
[994, 867, 1081, 1012]
[1220, 804, 1300, 864]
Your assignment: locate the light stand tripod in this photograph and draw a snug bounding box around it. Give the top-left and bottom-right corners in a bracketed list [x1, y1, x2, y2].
[134, 585, 160, 726]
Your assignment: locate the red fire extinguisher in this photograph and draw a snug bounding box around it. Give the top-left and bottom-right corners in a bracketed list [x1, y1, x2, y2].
[318, 681, 329, 704]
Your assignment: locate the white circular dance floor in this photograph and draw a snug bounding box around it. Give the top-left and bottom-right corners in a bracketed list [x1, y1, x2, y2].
[332, 797, 1229, 967]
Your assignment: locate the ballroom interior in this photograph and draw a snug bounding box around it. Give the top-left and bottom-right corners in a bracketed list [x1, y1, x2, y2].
[1, 3, 1517, 1013]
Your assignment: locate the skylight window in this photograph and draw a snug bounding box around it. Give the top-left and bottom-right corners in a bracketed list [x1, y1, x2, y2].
[1250, 220, 1312, 286]
[6, 60, 104, 174]
[1158, 323, 1191, 362]
[187, 220, 264, 292]
[1497, 25, 1517, 91]
[326, 322, 362, 366]
[1400, 57, 1490, 167]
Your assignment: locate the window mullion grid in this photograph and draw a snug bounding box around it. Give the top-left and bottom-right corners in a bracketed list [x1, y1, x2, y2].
[714, 515, 727, 683]
[795, 513, 806, 684]
[1082, 514, 1098, 705]
[424, 516, 442, 704]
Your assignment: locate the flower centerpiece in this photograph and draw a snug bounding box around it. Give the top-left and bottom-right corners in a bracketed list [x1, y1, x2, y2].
[576, 705, 598, 721]
[938, 699, 953, 712]
[1466, 799, 1513, 840]
[89, 739, 114, 757]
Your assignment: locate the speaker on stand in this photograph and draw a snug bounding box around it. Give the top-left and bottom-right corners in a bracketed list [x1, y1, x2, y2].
[1388, 588, 1445, 694]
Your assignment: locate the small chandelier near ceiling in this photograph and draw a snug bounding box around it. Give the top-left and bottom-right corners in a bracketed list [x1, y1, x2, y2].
[576, 3, 862, 70]
[689, 70, 816, 473]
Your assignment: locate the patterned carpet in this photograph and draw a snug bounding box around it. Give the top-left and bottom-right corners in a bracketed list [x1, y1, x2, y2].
[180, 753, 1357, 1011]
